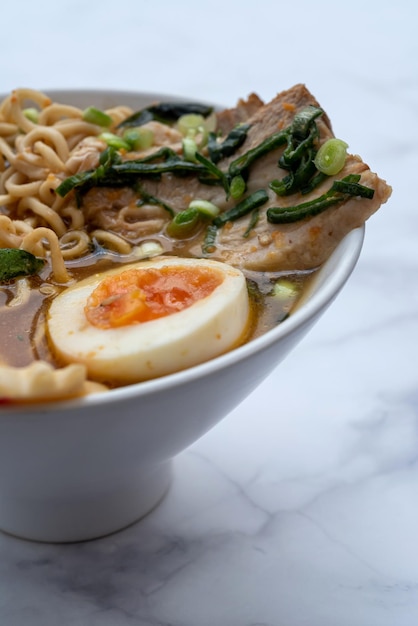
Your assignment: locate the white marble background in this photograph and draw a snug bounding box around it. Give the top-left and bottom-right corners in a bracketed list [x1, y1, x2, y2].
[0, 1, 417, 624]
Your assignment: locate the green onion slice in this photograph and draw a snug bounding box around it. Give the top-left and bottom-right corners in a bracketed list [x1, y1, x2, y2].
[177, 113, 206, 137]
[230, 175, 246, 200]
[166, 207, 201, 238]
[23, 107, 39, 123]
[314, 138, 349, 176]
[272, 278, 299, 300]
[98, 132, 131, 151]
[122, 127, 154, 151]
[83, 106, 113, 127]
[182, 137, 198, 162]
[188, 199, 220, 217]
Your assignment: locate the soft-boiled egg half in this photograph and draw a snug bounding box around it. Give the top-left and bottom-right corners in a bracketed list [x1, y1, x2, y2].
[46, 256, 251, 384]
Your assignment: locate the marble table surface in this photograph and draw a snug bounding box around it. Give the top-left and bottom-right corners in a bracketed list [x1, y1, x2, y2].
[0, 1, 417, 624]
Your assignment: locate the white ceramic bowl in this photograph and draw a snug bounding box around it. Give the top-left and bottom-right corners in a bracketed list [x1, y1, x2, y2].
[0, 90, 365, 542]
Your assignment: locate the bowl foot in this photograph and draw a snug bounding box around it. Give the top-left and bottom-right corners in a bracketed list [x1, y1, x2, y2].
[0, 460, 172, 543]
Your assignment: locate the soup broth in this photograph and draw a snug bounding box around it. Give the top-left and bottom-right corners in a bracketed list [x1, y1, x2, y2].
[0, 248, 315, 382]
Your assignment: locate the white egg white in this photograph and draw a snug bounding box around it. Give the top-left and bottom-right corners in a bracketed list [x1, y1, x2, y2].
[46, 256, 250, 383]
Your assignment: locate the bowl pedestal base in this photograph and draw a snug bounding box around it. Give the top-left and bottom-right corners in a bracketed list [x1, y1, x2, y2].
[0, 460, 172, 543]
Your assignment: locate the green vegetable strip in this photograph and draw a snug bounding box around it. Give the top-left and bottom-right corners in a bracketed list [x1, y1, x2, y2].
[99, 145, 122, 166]
[228, 106, 322, 179]
[331, 176, 374, 198]
[270, 153, 317, 196]
[267, 195, 348, 223]
[300, 171, 327, 195]
[290, 105, 323, 140]
[117, 102, 214, 129]
[267, 106, 324, 198]
[243, 207, 260, 238]
[56, 169, 99, 197]
[267, 175, 374, 224]
[112, 159, 207, 177]
[228, 131, 288, 179]
[127, 146, 178, 163]
[207, 123, 251, 163]
[136, 188, 175, 216]
[213, 189, 269, 227]
[56, 158, 207, 197]
[195, 152, 229, 193]
[279, 123, 319, 168]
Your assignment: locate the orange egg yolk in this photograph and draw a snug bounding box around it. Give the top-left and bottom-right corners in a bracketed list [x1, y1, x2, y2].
[84, 266, 224, 329]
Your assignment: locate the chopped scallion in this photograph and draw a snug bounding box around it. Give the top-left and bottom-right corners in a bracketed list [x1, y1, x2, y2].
[182, 137, 198, 162]
[230, 175, 246, 200]
[314, 138, 348, 176]
[213, 189, 269, 227]
[272, 278, 299, 300]
[188, 199, 220, 217]
[166, 198, 221, 238]
[98, 132, 131, 151]
[122, 127, 154, 151]
[23, 107, 39, 123]
[166, 207, 202, 238]
[83, 106, 113, 127]
[134, 241, 163, 258]
[202, 224, 218, 254]
[177, 113, 206, 137]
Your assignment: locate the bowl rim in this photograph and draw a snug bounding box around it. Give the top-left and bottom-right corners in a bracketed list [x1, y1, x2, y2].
[0, 88, 366, 414]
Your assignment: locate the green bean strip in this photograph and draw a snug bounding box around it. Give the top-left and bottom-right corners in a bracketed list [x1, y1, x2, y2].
[111, 159, 206, 177]
[56, 158, 207, 197]
[331, 176, 375, 198]
[195, 152, 229, 194]
[290, 105, 323, 140]
[207, 123, 251, 163]
[56, 169, 101, 197]
[279, 123, 319, 168]
[243, 207, 260, 238]
[128, 146, 179, 163]
[267, 195, 346, 223]
[300, 171, 327, 195]
[267, 175, 374, 224]
[228, 131, 288, 179]
[136, 188, 175, 216]
[213, 189, 269, 227]
[270, 154, 317, 196]
[228, 106, 322, 179]
[117, 102, 214, 129]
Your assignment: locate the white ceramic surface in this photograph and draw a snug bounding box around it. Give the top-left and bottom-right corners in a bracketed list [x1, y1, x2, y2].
[0, 91, 364, 542]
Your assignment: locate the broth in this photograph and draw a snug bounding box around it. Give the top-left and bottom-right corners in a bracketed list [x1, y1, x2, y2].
[0, 248, 315, 383]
